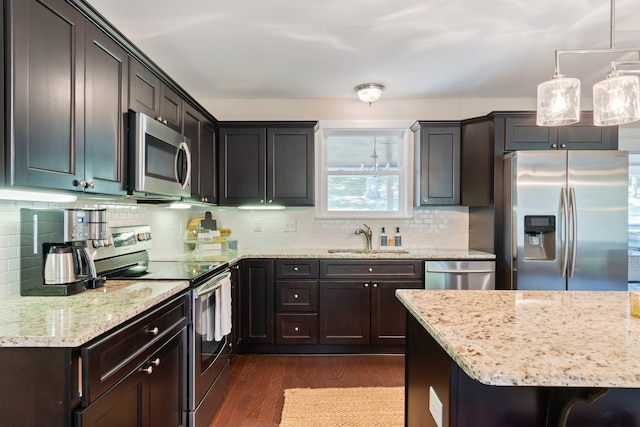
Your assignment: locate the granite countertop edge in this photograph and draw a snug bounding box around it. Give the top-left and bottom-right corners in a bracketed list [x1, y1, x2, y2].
[396, 289, 640, 389]
[0, 280, 189, 348]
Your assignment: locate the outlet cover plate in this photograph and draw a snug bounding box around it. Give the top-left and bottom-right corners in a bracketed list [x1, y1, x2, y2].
[429, 386, 443, 427]
[283, 219, 296, 232]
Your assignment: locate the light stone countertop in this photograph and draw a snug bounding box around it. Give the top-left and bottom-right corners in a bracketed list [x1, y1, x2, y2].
[0, 280, 189, 348]
[396, 289, 640, 388]
[158, 248, 495, 262]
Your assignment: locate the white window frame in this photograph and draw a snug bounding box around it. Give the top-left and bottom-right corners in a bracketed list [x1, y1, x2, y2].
[315, 120, 414, 219]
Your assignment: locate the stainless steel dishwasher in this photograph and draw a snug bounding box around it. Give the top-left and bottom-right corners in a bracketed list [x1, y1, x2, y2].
[425, 260, 495, 290]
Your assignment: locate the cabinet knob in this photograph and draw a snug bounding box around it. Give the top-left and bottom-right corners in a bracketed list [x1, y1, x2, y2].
[156, 116, 162, 122]
[293, 267, 299, 271]
[368, 268, 373, 272]
[423, 199, 428, 203]
[560, 144, 566, 148]
[87, 182, 95, 189]
[373, 283, 378, 288]
[268, 200, 273, 204]
[162, 120, 168, 125]
[364, 283, 369, 288]
[551, 143, 557, 148]
[294, 327, 299, 332]
[293, 294, 299, 299]
[151, 358, 161, 367]
[141, 366, 153, 375]
[260, 199, 265, 204]
[149, 327, 159, 336]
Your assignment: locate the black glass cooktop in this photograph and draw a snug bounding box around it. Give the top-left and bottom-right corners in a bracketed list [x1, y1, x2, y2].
[107, 261, 227, 284]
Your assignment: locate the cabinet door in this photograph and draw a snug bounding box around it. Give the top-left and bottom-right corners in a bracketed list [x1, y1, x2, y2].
[183, 103, 203, 199]
[84, 22, 127, 195]
[76, 368, 149, 427]
[318, 280, 370, 345]
[159, 84, 183, 132]
[504, 115, 558, 150]
[200, 122, 217, 204]
[267, 127, 314, 205]
[148, 328, 187, 427]
[219, 128, 266, 205]
[370, 280, 423, 345]
[415, 124, 460, 205]
[129, 58, 160, 117]
[557, 112, 618, 150]
[11, 0, 86, 191]
[239, 260, 274, 345]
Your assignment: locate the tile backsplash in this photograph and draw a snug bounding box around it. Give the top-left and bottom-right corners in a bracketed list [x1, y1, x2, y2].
[0, 199, 468, 296]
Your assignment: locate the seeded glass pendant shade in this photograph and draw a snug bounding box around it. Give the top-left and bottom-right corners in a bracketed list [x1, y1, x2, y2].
[593, 74, 640, 126]
[536, 75, 581, 126]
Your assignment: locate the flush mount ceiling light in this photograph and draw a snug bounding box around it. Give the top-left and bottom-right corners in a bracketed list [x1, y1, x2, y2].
[536, 0, 640, 127]
[355, 83, 385, 106]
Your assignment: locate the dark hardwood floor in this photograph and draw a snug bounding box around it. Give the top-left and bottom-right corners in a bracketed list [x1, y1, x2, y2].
[209, 354, 405, 427]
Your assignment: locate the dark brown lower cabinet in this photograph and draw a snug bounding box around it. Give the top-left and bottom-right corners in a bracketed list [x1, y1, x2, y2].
[319, 280, 423, 347]
[77, 327, 187, 427]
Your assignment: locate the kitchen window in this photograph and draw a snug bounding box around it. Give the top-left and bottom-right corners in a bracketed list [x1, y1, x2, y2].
[316, 121, 413, 219]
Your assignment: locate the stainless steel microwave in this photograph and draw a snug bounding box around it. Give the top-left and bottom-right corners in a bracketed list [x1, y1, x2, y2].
[127, 110, 191, 199]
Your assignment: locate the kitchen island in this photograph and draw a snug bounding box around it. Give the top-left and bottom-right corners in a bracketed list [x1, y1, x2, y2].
[396, 289, 640, 427]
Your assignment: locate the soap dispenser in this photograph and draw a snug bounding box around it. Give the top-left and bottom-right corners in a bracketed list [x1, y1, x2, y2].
[394, 227, 402, 247]
[380, 227, 388, 247]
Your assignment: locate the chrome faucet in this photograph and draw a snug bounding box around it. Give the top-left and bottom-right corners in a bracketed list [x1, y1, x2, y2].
[355, 224, 372, 250]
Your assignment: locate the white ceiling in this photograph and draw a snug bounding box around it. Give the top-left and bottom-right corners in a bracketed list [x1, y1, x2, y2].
[86, 0, 640, 103]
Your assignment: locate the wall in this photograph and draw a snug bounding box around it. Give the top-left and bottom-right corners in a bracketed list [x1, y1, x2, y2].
[191, 205, 468, 252]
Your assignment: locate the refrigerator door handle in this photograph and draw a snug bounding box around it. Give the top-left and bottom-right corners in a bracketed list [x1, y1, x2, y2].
[569, 187, 577, 277]
[561, 187, 569, 278]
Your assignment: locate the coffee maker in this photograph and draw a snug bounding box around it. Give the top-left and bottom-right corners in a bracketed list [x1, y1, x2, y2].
[20, 208, 108, 296]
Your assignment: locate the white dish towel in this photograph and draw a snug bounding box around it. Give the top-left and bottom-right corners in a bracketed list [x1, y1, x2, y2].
[214, 275, 232, 342]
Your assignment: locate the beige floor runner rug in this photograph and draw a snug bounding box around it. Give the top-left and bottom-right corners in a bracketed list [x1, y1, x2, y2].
[279, 386, 404, 427]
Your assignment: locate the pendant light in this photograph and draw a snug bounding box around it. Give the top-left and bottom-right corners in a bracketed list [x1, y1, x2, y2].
[536, 0, 640, 127]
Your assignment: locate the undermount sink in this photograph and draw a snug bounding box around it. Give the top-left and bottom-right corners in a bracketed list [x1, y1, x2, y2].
[327, 248, 410, 254]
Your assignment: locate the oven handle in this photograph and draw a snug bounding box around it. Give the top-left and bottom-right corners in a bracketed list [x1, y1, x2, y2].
[194, 271, 231, 299]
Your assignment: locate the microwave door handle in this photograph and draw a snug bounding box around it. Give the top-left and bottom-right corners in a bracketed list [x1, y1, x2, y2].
[175, 142, 191, 189]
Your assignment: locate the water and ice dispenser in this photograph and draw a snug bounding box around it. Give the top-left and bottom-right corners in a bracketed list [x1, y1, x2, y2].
[524, 215, 556, 260]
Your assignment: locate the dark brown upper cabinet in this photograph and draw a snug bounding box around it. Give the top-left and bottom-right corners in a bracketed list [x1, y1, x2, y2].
[183, 103, 217, 204]
[9, 0, 127, 195]
[412, 121, 461, 206]
[129, 58, 183, 132]
[218, 123, 316, 206]
[503, 111, 617, 151]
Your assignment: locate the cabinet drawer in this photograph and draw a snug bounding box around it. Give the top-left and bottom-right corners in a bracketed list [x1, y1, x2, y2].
[275, 314, 318, 345]
[275, 281, 318, 312]
[81, 292, 190, 405]
[319, 260, 423, 279]
[275, 259, 319, 279]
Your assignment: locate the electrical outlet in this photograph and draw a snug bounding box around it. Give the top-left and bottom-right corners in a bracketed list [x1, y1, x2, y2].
[253, 219, 263, 232]
[283, 219, 296, 232]
[429, 386, 443, 427]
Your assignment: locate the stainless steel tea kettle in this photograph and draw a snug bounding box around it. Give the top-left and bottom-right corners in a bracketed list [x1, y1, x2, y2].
[43, 243, 78, 285]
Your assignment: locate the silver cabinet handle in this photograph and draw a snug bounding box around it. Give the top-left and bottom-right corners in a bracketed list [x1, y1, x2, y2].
[368, 268, 373, 272]
[293, 267, 299, 271]
[293, 294, 299, 299]
[372, 283, 378, 288]
[364, 283, 369, 287]
[569, 187, 577, 278]
[149, 327, 159, 336]
[151, 358, 160, 367]
[141, 366, 153, 374]
[294, 327, 299, 332]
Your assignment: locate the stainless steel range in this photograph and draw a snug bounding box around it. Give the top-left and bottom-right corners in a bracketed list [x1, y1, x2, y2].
[93, 225, 232, 427]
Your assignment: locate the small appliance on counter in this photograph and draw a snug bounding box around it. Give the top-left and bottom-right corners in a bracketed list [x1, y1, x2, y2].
[20, 208, 109, 296]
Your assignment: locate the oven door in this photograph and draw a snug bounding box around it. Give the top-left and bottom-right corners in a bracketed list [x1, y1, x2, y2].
[192, 272, 231, 413]
[129, 110, 191, 198]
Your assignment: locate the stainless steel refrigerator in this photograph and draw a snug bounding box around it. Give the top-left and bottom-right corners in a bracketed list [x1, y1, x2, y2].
[503, 150, 628, 291]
